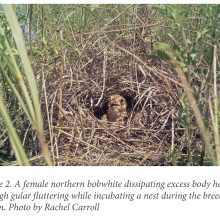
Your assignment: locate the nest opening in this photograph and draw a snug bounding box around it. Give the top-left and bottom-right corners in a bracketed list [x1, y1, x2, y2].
[93, 101, 109, 120]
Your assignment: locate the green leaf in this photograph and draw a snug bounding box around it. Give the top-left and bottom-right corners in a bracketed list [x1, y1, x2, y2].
[170, 12, 176, 20]
[196, 27, 210, 43]
[187, 38, 192, 45]
[154, 42, 172, 52]
[180, 10, 188, 19]
[190, 121, 197, 128]
[190, 48, 197, 61]
[195, 31, 202, 43]
[180, 48, 189, 58]
[0, 48, 15, 73]
[192, 68, 202, 77]
[152, 6, 165, 14]
[174, 117, 184, 125]
[54, 48, 58, 55]
[144, 55, 160, 60]
[18, 14, 26, 24]
[152, 5, 176, 20]
[155, 50, 170, 60]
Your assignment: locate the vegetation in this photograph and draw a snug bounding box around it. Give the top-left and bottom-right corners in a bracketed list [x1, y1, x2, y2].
[0, 4, 220, 166]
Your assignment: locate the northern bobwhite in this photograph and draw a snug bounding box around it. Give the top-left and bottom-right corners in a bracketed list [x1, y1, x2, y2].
[107, 95, 127, 122]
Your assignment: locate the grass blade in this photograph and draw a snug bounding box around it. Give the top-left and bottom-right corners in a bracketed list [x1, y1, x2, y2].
[0, 91, 30, 166]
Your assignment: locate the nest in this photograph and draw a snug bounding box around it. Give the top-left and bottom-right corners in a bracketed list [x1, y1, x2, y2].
[31, 38, 203, 166]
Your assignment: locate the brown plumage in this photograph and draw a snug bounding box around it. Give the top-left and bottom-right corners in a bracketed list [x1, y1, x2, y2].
[107, 95, 127, 122]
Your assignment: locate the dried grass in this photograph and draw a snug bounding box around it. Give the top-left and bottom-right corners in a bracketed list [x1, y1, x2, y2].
[29, 32, 204, 166]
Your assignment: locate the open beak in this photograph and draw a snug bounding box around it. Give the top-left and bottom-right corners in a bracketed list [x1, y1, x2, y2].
[109, 100, 119, 108]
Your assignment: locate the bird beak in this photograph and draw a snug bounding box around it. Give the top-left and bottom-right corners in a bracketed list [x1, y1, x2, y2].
[109, 100, 119, 108]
